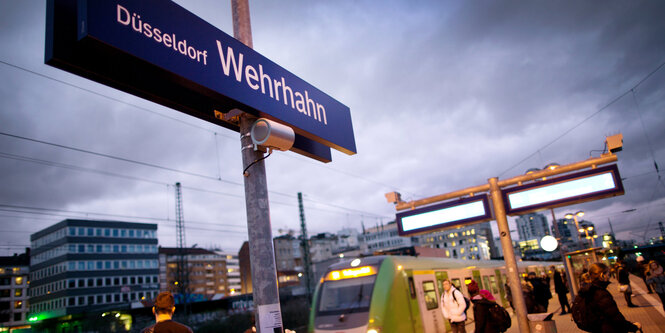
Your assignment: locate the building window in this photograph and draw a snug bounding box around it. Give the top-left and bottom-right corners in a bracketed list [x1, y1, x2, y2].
[15, 276, 23, 285]
[14, 301, 22, 309]
[14, 289, 22, 297]
[14, 312, 22, 322]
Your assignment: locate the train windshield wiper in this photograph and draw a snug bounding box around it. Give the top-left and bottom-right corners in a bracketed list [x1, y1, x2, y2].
[339, 282, 365, 321]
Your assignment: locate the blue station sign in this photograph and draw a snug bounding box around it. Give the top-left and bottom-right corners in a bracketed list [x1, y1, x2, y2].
[46, 0, 357, 162]
[396, 195, 493, 236]
[502, 164, 624, 215]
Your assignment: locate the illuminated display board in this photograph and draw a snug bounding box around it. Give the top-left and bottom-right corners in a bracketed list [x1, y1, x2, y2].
[396, 195, 492, 236]
[503, 164, 624, 215]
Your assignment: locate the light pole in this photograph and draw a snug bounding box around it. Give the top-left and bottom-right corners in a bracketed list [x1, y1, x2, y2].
[565, 211, 585, 249]
[578, 225, 598, 248]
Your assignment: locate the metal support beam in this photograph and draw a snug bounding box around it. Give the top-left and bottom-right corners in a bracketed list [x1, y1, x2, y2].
[489, 177, 530, 333]
[396, 154, 617, 211]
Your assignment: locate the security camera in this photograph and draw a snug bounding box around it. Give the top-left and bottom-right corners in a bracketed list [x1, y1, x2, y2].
[385, 192, 402, 204]
[250, 118, 295, 152]
[605, 134, 623, 153]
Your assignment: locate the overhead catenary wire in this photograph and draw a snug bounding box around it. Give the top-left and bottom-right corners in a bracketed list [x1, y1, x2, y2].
[0, 149, 387, 219]
[499, 58, 665, 178]
[0, 59, 415, 198]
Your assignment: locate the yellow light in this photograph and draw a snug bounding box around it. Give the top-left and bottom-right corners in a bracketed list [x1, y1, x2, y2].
[465, 266, 476, 270]
[578, 228, 585, 233]
[397, 265, 403, 271]
[367, 330, 379, 333]
[331, 271, 341, 280]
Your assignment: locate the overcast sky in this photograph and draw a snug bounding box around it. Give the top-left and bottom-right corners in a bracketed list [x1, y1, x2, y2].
[1, 0, 664, 256]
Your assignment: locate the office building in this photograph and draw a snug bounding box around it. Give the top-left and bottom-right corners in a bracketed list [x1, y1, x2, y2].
[419, 222, 495, 260]
[159, 247, 239, 299]
[516, 213, 550, 241]
[28, 219, 159, 321]
[362, 221, 418, 254]
[0, 249, 30, 330]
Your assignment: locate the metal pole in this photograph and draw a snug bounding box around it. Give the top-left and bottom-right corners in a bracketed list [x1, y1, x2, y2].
[232, 1, 283, 332]
[551, 209, 576, 302]
[572, 216, 584, 249]
[297, 192, 313, 302]
[489, 177, 530, 333]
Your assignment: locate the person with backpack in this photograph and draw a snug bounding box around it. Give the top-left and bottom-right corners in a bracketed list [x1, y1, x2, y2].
[573, 262, 641, 333]
[470, 288, 510, 333]
[616, 260, 638, 307]
[440, 279, 468, 333]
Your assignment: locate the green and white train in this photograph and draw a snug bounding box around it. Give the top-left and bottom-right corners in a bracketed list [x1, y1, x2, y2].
[308, 255, 557, 333]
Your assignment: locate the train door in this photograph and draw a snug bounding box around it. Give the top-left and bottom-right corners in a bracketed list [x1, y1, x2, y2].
[413, 274, 445, 333]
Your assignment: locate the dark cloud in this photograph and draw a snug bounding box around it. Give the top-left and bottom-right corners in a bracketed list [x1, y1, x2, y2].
[0, 0, 663, 255]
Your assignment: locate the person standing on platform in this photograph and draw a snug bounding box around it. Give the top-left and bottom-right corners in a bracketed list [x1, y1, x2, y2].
[527, 272, 550, 312]
[636, 256, 654, 293]
[470, 288, 501, 333]
[141, 291, 193, 333]
[551, 266, 570, 315]
[616, 260, 638, 307]
[440, 279, 467, 333]
[578, 263, 641, 333]
[646, 260, 665, 311]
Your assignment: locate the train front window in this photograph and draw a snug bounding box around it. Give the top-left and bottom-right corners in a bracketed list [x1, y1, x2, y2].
[318, 275, 376, 315]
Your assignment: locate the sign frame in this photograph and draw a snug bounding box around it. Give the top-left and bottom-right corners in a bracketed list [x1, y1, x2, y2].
[45, 0, 357, 162]
[396, 195, 492, 236]
[502, 164, 624, 216]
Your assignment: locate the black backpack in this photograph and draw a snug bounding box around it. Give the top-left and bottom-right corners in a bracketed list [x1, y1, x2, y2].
[571, 293, 602, 332]
[452, 290, 471, 315]
[488, 303, 511, 332]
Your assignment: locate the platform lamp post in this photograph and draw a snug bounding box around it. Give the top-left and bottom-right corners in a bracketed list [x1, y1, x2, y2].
[565, 211, 586, 249]
[578, 225, 598, 248]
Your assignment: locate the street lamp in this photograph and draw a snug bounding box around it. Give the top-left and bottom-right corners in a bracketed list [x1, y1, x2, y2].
[565, 211, 586, 249]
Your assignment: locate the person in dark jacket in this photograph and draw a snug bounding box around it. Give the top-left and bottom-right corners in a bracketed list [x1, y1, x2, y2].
[550, 266, 570, 314]
[578, 263, 641, 333]
[471, 288, 500, 333]
[636, 256, 654, 293]
[527, 272, 550, 312]
[141, 291, 193, 333]
[616, 260, 637, 307]
[520, 280, 540, 313]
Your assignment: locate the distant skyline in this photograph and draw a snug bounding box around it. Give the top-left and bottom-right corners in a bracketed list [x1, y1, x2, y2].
[1, 0, 664, 256]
